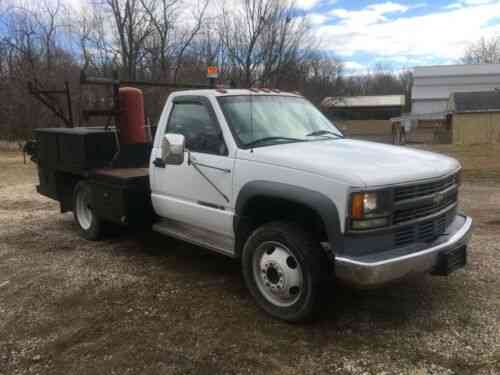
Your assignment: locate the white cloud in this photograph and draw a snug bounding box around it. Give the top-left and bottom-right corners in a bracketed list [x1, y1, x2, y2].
[443, 3, 463, 9]
[366, 2, 409, 13]
[329, 2, 409, 30]
[307, 13, 329, 25]
[316, 1, 500, 62]
[444, 0, 494, 9]
[343, 61, 368, 74]
[463, 0, 495, 5]
[294, 0, 323, 10]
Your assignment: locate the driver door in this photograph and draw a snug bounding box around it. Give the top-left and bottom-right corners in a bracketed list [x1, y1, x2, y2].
[150, 96, 235, 239]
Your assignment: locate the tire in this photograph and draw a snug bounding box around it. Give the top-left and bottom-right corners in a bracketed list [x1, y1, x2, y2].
[73, 181, 103, 241]
[241, 221, 328, 323]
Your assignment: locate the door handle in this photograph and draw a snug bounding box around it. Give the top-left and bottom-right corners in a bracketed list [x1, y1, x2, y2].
[153, 158, 165, 168]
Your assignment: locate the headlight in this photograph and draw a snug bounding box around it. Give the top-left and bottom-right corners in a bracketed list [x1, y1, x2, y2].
[362, 192, 378, 213]
[350, 192, 383, 218]
[350, 191, 391, 230]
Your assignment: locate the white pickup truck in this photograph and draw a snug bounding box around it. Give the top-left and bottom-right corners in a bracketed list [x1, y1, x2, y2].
[31, 89, 473, 322]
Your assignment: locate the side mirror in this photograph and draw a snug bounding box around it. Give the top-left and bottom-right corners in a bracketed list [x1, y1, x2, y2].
[161, 133, 185, 165]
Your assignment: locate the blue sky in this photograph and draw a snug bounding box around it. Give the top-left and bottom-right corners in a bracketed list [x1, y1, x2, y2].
[295, 0, 500, 73]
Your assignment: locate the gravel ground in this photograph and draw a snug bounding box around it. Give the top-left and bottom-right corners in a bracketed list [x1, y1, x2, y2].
[0, 149, 499, 375]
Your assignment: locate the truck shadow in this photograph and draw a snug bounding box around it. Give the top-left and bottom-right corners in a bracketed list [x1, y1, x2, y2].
[117, 227, 458, 330]
[39, 216, 465, 334]
[9, 216, 468, 359]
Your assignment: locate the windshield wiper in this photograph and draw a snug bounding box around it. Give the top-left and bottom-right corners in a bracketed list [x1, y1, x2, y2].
[245, 136, 305, 147]
[306, 130, 343, 138]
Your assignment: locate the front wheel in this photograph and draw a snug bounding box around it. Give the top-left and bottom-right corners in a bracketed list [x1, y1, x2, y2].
[241, 222, 328, 322]
[73, 181, 103, 241]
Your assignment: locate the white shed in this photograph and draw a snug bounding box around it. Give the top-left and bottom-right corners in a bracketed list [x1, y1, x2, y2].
[412, 64, 500, 116]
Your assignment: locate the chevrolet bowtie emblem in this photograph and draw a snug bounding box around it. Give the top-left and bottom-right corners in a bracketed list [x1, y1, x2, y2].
[434, 192, 445, 204]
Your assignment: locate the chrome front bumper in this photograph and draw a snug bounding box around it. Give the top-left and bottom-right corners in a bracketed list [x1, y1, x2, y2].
[335, 215, 473, 287]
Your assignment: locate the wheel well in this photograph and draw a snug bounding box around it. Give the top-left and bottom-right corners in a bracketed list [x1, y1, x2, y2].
[235, 196, 328, 256]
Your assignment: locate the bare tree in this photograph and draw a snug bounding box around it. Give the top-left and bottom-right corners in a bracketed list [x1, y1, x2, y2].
[462, 36, 500, 64]
[399, 69, 413, 112]
[260, 1, 311, 87]
[171, 0, 209, 82]
[37, 0, 63, 74]
[140, 0, 176, 79]
[295, 51, 343, 105]
[105, 0, 155, 79]
[0, 0, 350, 141]
[78, 2, 119, 76]
[219, 0, 277, 86]
[0, 0, 79, 140]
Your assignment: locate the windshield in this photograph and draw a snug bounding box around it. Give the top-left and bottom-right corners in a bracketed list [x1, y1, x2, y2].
[217, 95, 343, 147]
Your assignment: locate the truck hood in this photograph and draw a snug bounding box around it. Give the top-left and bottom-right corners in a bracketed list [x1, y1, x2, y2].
[237, 139, 460, 187]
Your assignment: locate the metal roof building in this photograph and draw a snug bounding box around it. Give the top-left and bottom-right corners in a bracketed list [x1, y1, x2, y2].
[321, 95, 406, 144]
[448, 91, 500, 113]
[321, 95, 406, 121]
[322, 95, 405, 109]
[448, 91, 500, 144]
[412, 64, 500, 115]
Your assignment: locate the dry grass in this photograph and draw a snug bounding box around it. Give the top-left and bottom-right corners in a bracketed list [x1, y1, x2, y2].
[0, 141, 23, 152]
[419, 144, 500, 182]
[0, 151, 36, 189]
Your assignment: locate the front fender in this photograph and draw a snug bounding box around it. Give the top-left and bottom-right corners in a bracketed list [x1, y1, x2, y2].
[234, 180, 344, 254]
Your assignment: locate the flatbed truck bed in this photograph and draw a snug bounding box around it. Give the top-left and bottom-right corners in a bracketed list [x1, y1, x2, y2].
[89, 168, 149, 188]
[34, 127, 153, 228]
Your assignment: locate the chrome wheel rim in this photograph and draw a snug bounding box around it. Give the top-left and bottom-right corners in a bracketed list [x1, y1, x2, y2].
[252, 241, 304, 307]
[76, 189, 93, 230]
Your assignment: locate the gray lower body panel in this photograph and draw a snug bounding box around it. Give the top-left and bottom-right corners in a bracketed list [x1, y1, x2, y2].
[153, 218, 236, 258]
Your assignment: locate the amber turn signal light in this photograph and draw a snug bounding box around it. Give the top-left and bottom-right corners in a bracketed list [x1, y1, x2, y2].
[351, 193, 365, 219]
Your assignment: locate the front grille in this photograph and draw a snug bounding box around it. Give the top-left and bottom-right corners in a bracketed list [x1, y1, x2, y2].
[393, 192, 457, 224]
[392, 174, 459, 247]
[394, 208, 455, 247]
[394, 174, 457, 202]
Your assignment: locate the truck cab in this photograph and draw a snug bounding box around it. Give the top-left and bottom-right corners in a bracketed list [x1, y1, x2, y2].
[31, 88, 473, 322]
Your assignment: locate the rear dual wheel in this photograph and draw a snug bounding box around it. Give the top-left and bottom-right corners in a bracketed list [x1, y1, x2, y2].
[242, 222, 328, 323]
[73, 181, 103, 241]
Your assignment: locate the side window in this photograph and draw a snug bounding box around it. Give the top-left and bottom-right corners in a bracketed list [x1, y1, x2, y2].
[167, 102, 227, 155]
